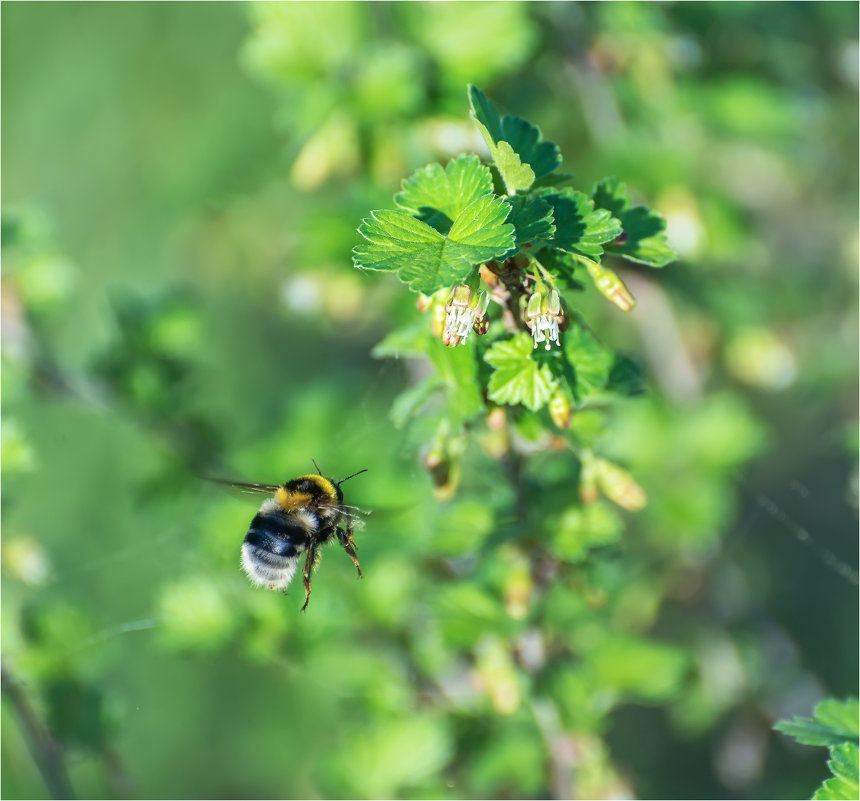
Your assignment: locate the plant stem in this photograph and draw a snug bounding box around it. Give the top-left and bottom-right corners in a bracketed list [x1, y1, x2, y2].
[1, 664, 75, 800]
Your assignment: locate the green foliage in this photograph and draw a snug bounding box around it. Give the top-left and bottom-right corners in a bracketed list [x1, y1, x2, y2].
[592, 177, 675, 267]
[354, 86, 671, 475]
[355, 195, 515, 294]
[469, 85, 562, 186]
[563, 322, 615, 399]
[535, 187, 623, 258]
[776, 698, 860, 800]
[505, 194, 555, 250]
[394, 154, 493, 227]
[485, 333, 557, 411]
[2, 4, 857, 801]
[776, 698, 860, 747]
[815, 744, 860, 801]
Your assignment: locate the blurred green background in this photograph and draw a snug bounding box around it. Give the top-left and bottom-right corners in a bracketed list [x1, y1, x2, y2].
[2, 2, 857, 799]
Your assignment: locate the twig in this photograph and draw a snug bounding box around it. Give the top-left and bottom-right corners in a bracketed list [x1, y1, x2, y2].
[1, 664, 75, 799]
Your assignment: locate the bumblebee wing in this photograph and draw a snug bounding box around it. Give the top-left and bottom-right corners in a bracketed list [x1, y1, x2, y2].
[338, 505, 370, 530]
[339, 504, 371, 515]
[203, 477, 282, 495]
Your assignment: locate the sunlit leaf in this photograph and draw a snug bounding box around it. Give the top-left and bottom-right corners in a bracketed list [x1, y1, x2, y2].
[354, 195, 514, 294]
[468, 85, 561, 191]
[485, 332, 558, 411]
[775, 697, 860, 747]
[815, 743, 860, 800]
[492, 141, 536, 194]
[394, 154, 494, 231]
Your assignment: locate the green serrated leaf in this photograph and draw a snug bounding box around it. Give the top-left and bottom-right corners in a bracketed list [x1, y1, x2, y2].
[592, 177, 675, 268]
[536, 188, 622, 259]
[493, 141, 535, 194]
[468, 86, 561, 188]
[354, 195, 514, 294]
[775, 698, 860, 747]
[815, 743, 860, 800]
[505, 194, 555, 251]
[500, 115, 562, 181]
[394, 154, 493, 232]
[468, 84, 505, 143]
[830, 743, 860, 785]
[816, 699, 860, 739]
[485, 332, 557, 411]
[564, 323, 613, 397]
[592, 176, 630, 218]
[815, 776, 859, 801]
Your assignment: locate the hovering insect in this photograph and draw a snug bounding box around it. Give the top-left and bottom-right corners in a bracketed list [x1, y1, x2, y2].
[211, 465, 368, 611]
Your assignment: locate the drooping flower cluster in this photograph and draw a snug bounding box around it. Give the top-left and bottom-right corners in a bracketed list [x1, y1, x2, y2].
[525, 286, 563, 350]
[442, 284, 490, 347]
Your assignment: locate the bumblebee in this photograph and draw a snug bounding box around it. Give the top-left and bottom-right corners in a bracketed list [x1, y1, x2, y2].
[214, 467, 367, 611]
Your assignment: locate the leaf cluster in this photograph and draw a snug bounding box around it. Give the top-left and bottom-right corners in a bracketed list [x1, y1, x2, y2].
[354, 86, 673, 294]
[355, 86, 672, 501]
[775, 698, 860, 800]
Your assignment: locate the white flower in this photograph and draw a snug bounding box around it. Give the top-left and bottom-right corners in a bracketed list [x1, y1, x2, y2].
[443, 285, 490, 347]
[525, 288, 563, 350]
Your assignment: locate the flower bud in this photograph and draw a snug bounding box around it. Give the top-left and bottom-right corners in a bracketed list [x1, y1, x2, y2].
[425, 428, 464, 500]
[596, 458, 647, 511]
[548, 389, 573, 430]
[487, 407, 507, 430]
[416, 293, 433, 312]
[503, 551, 533, 620]
[595, 271, 636, 312]
[584, 261, 636, 312]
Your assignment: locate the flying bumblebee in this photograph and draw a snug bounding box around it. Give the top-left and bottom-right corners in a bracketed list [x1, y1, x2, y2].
[212, 466, 368, 611]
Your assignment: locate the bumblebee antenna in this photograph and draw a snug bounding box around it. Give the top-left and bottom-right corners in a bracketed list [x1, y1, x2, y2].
[312, 458, 323, 475]
[337, 468, 368, 486]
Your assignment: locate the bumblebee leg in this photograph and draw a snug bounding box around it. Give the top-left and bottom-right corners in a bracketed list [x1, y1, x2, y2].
[301, 544, 318, 612]
[345, 522, 358, 550]
[337, 525, 362, 579]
